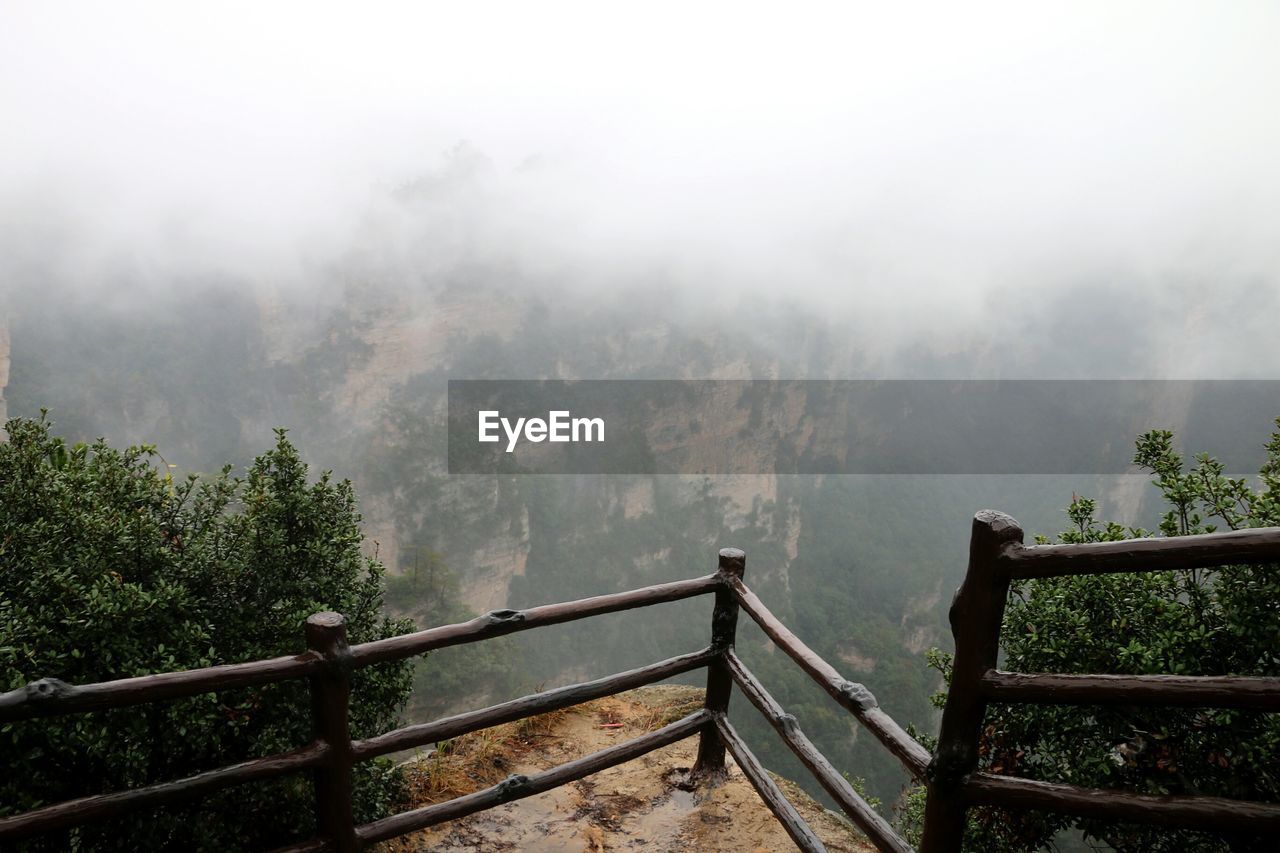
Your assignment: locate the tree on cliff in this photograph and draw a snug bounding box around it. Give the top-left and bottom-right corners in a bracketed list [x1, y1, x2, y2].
[903, 419, 1280, 851]
[0, 415, 414, 850]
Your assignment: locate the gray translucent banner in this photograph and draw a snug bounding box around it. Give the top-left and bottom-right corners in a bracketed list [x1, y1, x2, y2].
[446, 380, 1280, 475]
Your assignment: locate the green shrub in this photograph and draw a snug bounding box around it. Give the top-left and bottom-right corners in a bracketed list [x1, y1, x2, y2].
[901, 420, 1280, 851]
[0, 416, 414, 850]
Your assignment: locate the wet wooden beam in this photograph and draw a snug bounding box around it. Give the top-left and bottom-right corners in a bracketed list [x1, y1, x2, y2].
[729, 576, 931, 778]
[0, 652, 322, 723]
[353, 710, 711, 844]
[712, 713, 827, 853]
[921, 510, 1021, 853]
[694, 547, 745, 777]
[349, 574, 722, 668]
[980, 670, 1280, 711]
[1000, 526, 1280, 579]
[0, 742, 328, 843]
[351, 647, 716, 761]
[306, 612, 357, 852]
[963, 772, 1280, 834]
[725, 651, 913, 853]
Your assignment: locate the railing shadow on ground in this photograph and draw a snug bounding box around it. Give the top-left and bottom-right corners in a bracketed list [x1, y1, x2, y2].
[2, 513, 1278, 851]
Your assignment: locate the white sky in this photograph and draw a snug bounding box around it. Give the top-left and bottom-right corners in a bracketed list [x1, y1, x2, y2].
[3, 1, 1280, 352]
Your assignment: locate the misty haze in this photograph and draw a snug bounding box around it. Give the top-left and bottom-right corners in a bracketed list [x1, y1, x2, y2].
[3, 3, 1279, 852]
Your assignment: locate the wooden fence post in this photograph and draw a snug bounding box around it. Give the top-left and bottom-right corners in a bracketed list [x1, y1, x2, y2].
[921, 511, 1022, 852]
[306, 612, 358, 852]
[693, 547, 746, 778]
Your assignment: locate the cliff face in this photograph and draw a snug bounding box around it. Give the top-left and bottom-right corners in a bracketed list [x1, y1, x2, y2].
[250, 283, 808, 617]
[2, 274, 1174, 674]
[246, 281, 1166, 666]
[5, 278, 1203, 807]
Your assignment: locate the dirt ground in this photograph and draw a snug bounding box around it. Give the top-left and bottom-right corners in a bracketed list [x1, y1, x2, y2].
[377, 685, 875, 852]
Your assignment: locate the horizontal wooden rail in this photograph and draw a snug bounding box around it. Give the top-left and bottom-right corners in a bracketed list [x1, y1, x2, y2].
[352, 710, 711, 845]
[713, 713, 827, 853]
[725, 651, 912, 853]
[0, 652, 322, 723]
[729, 576, 931, 779]
[980, 670, 1280, 711]
[351, 647, 716, 760]
[349, 574, 722, 668]
[923, 511, 1280, 851]
[0, 741, 329, 843]
[962, 772, 1280, 834]
[1000, 526, 1280, 579]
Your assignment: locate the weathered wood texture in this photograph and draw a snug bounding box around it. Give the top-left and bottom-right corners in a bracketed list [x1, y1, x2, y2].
[919, 511, 1280, 852]
[14, 523, 1278, 853]
[694, 547, 746, 776]
[352, 647, 715, 760]
[0, 742, 328, 843]
[0, 652, 321, 722]
[352, 710, 711, 845]
[963, 772, 1280, 834]
[1001, 525, 1280, 578]
[712, 713, 828, 853]
[1, 575, 719, 726]
[921, 510, 1021, 853]
[730, 575, 931, 778]
[725, 650, 913, 853]
[305, 612, 357, 852]
[0, 572, 722, 849]
[348, 573, 721, 668]
[980, 670, 1280, 710]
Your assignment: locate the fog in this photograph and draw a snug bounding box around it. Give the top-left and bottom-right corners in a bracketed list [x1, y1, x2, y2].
[8, 4, 1280, 822]
[5, 1, 1280, 373]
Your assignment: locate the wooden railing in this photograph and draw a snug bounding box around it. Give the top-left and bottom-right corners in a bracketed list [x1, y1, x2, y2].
[3, 515, 1278, 851]
[921, 511, 1280, 851]
[0, 548, 920, 852]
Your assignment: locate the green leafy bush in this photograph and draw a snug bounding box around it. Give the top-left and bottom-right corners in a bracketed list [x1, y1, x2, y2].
[0, 416, 414, 850]
[901, 420, 1280, 851]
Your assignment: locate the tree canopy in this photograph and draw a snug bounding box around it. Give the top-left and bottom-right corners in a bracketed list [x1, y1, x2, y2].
[0, 416, 414, 850]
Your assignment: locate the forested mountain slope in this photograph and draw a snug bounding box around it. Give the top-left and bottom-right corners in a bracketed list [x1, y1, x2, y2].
[6, 268, 1188, 807]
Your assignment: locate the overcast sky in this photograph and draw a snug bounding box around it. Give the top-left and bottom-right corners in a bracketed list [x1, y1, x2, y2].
[3, 1, 1279, 367]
